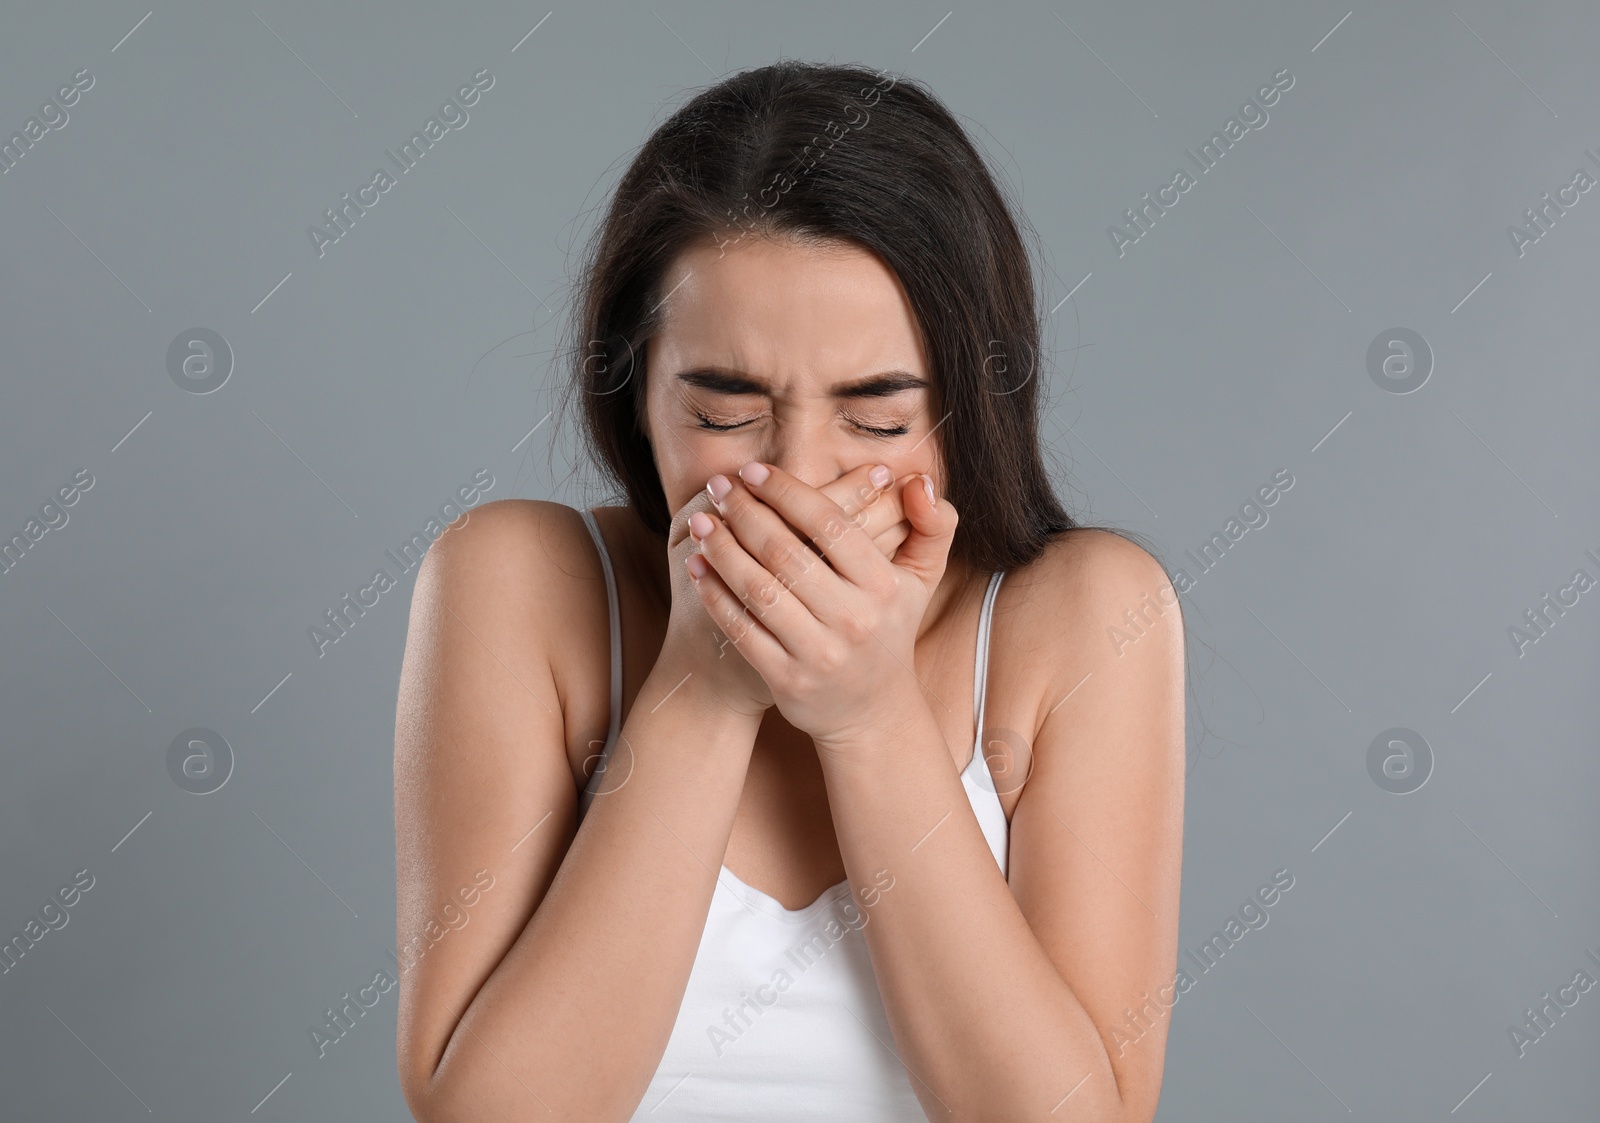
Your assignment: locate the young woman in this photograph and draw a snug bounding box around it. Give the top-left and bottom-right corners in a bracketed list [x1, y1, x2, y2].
[394, 61, 1186, 1122]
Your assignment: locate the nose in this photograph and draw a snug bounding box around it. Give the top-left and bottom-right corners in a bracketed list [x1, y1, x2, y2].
[760, 423, 839, 490]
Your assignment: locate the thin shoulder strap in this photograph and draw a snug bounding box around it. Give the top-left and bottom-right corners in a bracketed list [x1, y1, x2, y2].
[972, 570, 1005, 760]
[579, 511, 620, 819]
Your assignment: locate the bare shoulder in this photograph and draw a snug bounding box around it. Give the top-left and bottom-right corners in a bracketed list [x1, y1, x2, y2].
[1014, 527, 1173, 598]
[402, 497, 611, 767]
[392, 497, 611, 1100]
[995, 531, 1186, 1123]
[1004, 527, 1179, 633]
[415, 497, 599, 600]
[996, 528, 1185, 741]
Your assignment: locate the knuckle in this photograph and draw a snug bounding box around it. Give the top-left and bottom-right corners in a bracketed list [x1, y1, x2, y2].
[746, 531, 781, 572]
[816, 513, 848, 548]
[747, 574, 783, 612]
[838, 483, 874, 522]
[839, 614, 871, 645]
[776, 541, 817, 583]
[725, 486, 757, 517]
[771, 540, 801, 573]
[782, 567, 805, 595]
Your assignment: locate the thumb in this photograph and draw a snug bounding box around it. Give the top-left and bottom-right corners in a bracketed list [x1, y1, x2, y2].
[893, 474, 957, 586]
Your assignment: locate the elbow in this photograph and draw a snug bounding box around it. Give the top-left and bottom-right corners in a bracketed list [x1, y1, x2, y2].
[1108, 1079, 1162, 1123]
[399, 1065, 439, 1123]
[399, 1047, 458, 1123]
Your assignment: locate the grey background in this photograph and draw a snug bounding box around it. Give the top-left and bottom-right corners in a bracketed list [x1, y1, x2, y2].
[1, 1, 1595, 1118]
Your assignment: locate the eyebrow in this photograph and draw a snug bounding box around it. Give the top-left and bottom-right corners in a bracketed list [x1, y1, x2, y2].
[673, 366, 929, 399]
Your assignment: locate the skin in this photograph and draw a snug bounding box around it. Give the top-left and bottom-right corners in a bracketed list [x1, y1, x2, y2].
[394, 233, 1186, 1122]
[641, 233, 970, 727]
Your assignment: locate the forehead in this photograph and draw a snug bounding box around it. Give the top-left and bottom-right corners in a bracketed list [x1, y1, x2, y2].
[650, 235, 927, 379]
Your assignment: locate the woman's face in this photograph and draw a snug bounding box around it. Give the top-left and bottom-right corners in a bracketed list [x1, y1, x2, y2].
[642, 234, 942, 519]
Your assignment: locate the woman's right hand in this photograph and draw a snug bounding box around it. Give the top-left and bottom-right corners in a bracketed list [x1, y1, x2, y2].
[655, 463, 911, 720]
[818, 463, 913, 562]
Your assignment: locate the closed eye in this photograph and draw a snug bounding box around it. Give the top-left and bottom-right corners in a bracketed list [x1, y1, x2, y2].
[691, 412, 752, 432]
[692, 411, 908, 438]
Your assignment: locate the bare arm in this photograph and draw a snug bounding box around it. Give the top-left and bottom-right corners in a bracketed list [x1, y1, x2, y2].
[683, 463, 1186, 1122]
[395, 468, 910, 1120]
[816, 532, 1186, 1121]
[394, 498, 765, 1122]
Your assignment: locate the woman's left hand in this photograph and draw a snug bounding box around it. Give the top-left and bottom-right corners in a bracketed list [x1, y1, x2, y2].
[684, 461, 959, 754]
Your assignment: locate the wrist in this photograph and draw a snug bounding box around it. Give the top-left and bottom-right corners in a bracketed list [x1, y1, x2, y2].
[810, 688, 936, 763]
[642, 661, 768, 735]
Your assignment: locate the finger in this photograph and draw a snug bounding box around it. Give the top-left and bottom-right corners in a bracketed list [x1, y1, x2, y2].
[668, 487, 717, 551]
[684, 550, 789, 671]
[705, 474, 850, 620]
[872, 519, 912, 559]
[817, 464, 904, 546]
[736, 461, 890, 589]
[690, 509, 819, 656]
[892, 474, 959, 589]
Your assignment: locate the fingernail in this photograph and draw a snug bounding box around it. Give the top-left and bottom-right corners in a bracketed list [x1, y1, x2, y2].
[689, 511, 715, 540]
[921, 475, 936, 506]
[869, 464, 893, 489]
[706, 474, 732, 506]
[686, 553, 708, 581]
[739, 461, 770, 486]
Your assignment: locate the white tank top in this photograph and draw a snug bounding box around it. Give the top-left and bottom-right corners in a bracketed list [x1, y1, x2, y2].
[575, 508, 1010, 1121]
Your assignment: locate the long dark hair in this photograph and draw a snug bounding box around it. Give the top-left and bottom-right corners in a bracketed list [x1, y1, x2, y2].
[559, 59, 1077, 574]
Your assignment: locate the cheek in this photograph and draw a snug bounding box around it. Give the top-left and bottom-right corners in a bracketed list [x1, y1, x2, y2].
[643, 393, 697, 510]
[653, 429, 747, 513]
[886, 439, 942, 489]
